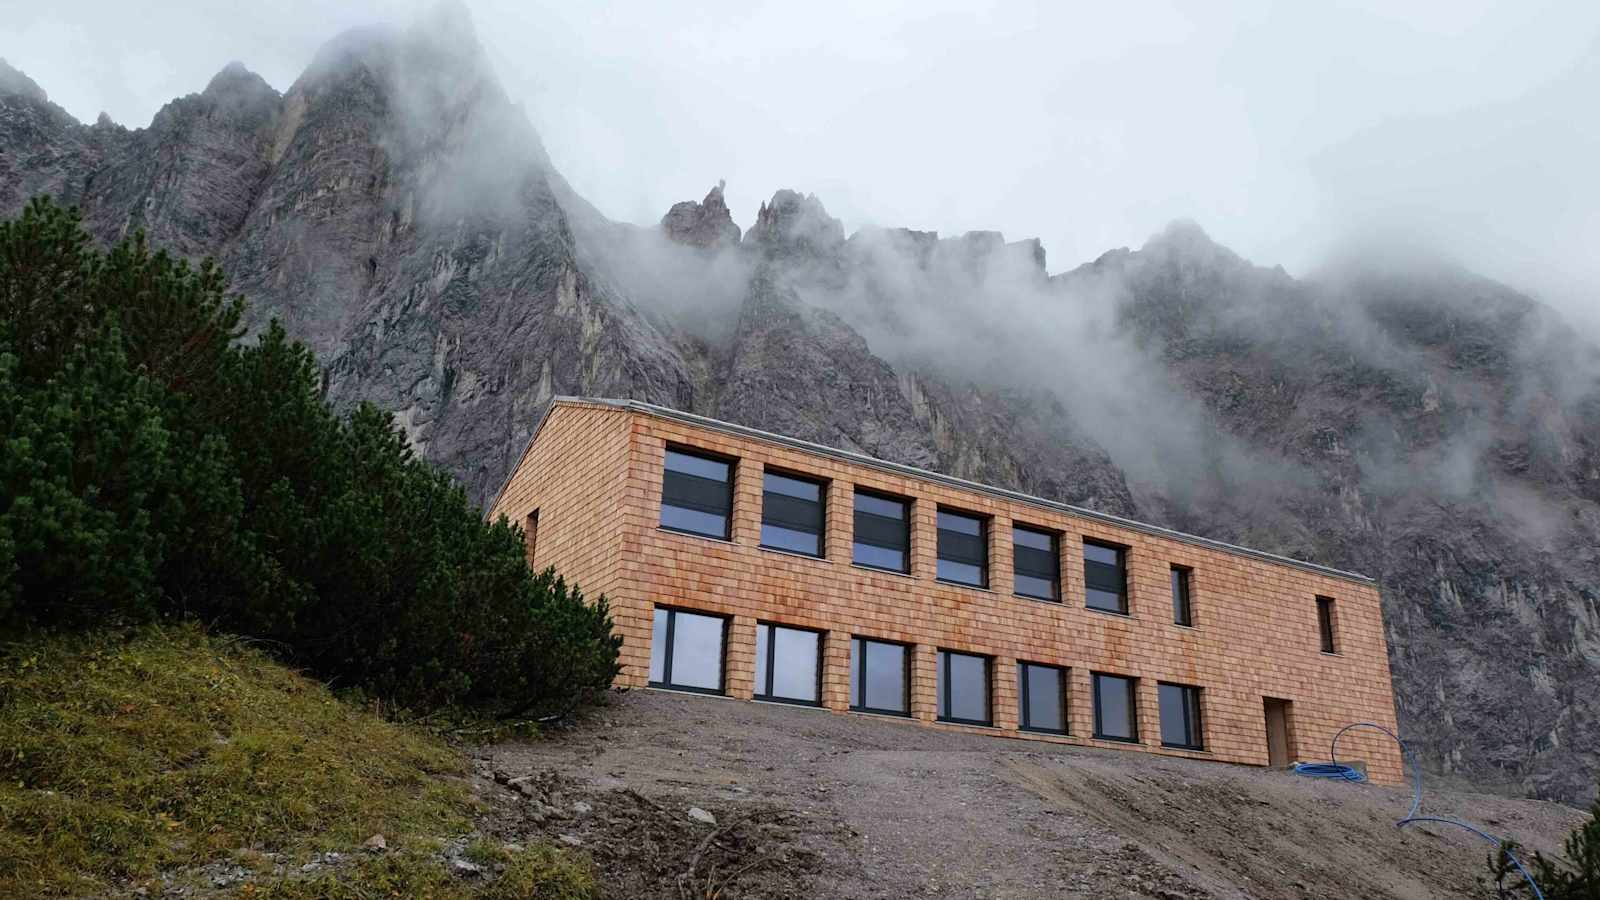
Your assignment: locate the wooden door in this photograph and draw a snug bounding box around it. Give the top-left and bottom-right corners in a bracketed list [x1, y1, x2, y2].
[1264, 698, 1292, 767]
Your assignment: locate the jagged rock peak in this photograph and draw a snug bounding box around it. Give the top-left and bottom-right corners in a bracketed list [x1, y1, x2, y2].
[0, 58, 47, 103]
[661, 180, 741, 248]
[300, 1, 492, 93]
[1140, 218, 1241, 268]
[199, 62, 280, 116]
[746, 189, 845, 258]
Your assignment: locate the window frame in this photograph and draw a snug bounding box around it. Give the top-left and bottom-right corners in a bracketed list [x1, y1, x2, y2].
[759, 468, 828, 559]
[1091, 671, 1139, 743]
[1017, 661, 1068, 735]
[1170, 564, 1194, 627]
[935, 506, 990, 589]
[848, 636, 912, 717]
[658, 444, 737, 541]
[936, 648, 993, 726]
[648, 606, 730, 696]
[523, 509, 539, 568]
[1316, 595, 1337, 654]
[1083, 539, 1130, 615]
[1158, 682, 1205, 751]
[1012, 524, 1061, 602]
[851, 488, 913, 575]
[752, 621, 824, 707]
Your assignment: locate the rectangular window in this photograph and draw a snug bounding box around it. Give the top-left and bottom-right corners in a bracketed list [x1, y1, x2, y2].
[1317, 596, 1337, 653]
[1013, 526, 1060, 601]
[659, 448, 733, 540]
[649, 607, 727, 694]
[760, 471, 825, 557]
[1092, 672, 1138, 742]
[1017, 662, 1067, 734]
[523, 509, 539, 568]
[936, 649, 991, 725]
[1084, 540, 1128, 614]
[848, 637, 910, 716]
[1158, 683, 1204, 750]
[1171, 565, 1193, 626]
[753, 623, 822, 706]
[936, 509, 988, 587]
[853, 490, 911, 573]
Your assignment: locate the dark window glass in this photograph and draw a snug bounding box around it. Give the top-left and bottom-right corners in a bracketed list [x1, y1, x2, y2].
[523, 510, 539, 566]
[849, 637, 909, 715]
[936, 509, 988, 587]
[853, 491, 910, 573]
[936, 650, 991, 725]
[1092, 672, 1138, 742]
[1171, 565, 1193, 626]
[660, 448, 733, 539]
[1084, 540, 1127, 614]
[1158, 683, 1204, 749]
[761, 472, 825, 557]
[1013, 526, 1059, 600]
[1017, 662, 1067, 734]
[754, 623, 822, 705]
[649, 607, 727, 693]
[1317, 596, 1337, 653]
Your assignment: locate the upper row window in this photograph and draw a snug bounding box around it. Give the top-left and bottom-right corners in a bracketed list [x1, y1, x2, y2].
[935, 509, 988, 587]
[659, 448, 734, 540]
[761, 471, 825, 557]
[1084, 540, 1128, 614]
[853, 490, 910, 573]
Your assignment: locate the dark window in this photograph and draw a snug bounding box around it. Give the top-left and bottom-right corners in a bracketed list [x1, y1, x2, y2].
[659, 448, 733, 540]
[761, 471, 825, 557]
[936, 649, 991, 725]
[1158, 683, 1204, 750]
[1317, 596, 1337, 653]
[1092, 672, 1138, 742]
[1017, 662, 1067, 734]
[936, 509, 988, 587]
[1084, 540, 1128, 614]
[1171, 565, 1193, 626]
[853, 491, 911, 573]
[754, 623, 822, 705]
[849, 637, 910, 716]
[649, 607, 727, 694]
[1013, 526, 1060, 601]
[523, 509, 539, 567]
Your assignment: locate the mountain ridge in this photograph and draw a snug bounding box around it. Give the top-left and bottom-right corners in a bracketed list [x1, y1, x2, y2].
[1, 11, 1595, 805]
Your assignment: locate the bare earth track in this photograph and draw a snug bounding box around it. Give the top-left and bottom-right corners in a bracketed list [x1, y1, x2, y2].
[477, 690, 1584, 899]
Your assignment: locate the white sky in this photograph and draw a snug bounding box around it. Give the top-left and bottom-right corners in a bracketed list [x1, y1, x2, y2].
[5, 0, 1599, 320]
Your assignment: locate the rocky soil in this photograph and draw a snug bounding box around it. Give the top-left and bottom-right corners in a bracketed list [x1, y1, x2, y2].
[477, 690, 1585, 899]
[2, 4, 1597, 804]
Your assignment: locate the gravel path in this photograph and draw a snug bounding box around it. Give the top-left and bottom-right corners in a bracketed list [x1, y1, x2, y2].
[478, 690, 1584, 899]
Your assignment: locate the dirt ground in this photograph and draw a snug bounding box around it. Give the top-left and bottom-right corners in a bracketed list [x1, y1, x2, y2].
[477, 689, 1586, 900]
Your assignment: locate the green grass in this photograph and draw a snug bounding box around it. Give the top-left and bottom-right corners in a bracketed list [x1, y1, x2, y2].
[0, 624, 476, 897]
[251, 844, 596, 900]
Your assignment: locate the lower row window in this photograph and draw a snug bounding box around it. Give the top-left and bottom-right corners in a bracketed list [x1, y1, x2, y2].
[1018, 661, 1067, 734]
[649, 607, 727, 694]
[936, 649, 991, 725]
[1092, 672, 1138, 742]
[754, 622, 822, 705]
[849, 637, 910, 716]
[1158, 682, 1204, 750]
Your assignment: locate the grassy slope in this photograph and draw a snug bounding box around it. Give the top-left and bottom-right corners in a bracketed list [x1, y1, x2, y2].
[0, 624, 592, 898]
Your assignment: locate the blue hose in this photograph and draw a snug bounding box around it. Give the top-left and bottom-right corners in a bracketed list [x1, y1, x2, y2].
[1293, 722, 1544, 900]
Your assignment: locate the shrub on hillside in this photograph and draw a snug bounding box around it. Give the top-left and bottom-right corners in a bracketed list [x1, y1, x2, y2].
[1491, 791, 1600, 899]
[0, 197, 619, 716]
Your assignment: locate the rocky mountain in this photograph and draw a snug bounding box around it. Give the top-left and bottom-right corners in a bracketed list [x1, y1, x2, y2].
[1, 9, 1595, 805]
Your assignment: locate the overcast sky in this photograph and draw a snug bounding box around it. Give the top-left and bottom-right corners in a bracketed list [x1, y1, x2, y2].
[6, 0, 1599, 320]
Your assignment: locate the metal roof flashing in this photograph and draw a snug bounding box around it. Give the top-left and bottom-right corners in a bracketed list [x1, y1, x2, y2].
[488, 396, 1376, 586]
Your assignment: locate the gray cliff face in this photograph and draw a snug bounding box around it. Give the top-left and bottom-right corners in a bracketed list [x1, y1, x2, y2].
[0, 13, 1595, 804]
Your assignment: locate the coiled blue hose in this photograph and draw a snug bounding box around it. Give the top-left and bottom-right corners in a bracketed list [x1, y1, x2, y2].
[1293, 722, 1544, 900]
